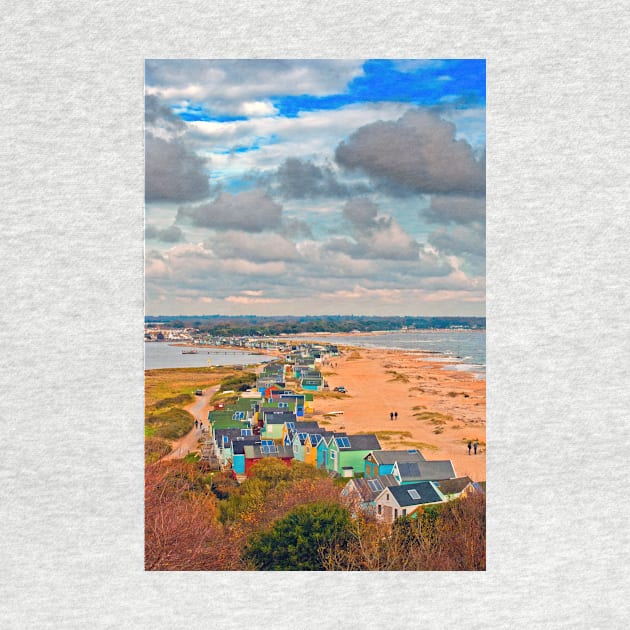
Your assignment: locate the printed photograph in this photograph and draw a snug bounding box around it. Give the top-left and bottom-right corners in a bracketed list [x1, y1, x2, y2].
[144, 59, 486, 571]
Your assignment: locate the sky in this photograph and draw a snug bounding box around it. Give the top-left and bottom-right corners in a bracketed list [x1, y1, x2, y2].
[145, 59, 485, 317]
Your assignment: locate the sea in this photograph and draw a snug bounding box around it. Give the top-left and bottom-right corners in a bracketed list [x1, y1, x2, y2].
[144, 343, 275, 370]
[292, 330, 486, 378]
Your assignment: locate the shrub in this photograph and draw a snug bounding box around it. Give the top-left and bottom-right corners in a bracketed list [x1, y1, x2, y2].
[242, 501, 352, 570]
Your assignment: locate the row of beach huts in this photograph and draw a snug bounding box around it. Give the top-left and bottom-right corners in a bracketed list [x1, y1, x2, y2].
[202, 346, 483, 523]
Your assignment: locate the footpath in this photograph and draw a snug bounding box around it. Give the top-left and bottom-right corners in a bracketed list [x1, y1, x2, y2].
[162, 385, 219, 460]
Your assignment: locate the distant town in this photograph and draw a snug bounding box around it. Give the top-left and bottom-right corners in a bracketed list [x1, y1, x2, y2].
[145, 314, 485, 344]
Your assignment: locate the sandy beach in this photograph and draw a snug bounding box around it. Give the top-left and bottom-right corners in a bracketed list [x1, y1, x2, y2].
[309, 345, 486, 482]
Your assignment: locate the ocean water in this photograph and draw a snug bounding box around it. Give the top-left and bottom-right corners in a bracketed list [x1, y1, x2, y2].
[144, 343, 275, 370]
[295, 330, 486, 378]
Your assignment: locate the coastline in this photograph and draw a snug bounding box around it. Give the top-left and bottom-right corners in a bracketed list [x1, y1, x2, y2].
[145, 339, 485, 482]
[311, 345, 486, 482]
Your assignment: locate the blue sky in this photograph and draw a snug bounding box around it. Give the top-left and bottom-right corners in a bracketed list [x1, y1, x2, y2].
[145, 59, 485, 316]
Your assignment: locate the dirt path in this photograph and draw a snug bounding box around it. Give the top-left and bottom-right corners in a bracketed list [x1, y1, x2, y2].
[162, 385, 219, 460]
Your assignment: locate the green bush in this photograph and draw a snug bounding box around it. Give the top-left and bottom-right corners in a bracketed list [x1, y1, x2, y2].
[242, 501, 352, 570]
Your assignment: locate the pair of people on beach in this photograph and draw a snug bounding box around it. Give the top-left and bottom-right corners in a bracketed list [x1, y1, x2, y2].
[390, 411, 398, 421]
[467, 441, 479, 455]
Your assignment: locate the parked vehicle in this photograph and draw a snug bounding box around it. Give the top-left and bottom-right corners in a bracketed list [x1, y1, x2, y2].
[334, 386, 347, 393]
[195, 389, 203, 396]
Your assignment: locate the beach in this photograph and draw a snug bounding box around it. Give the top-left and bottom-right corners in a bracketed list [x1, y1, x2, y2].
[311, 345, 486, 481]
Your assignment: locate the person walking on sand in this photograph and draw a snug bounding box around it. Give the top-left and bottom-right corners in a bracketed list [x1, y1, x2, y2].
[390, 411, 394, 421]
[195, 419, 198, 430]
[394, 411, 398, 421]
[474, 441, 478, 455]
[467, 441, 472, 455]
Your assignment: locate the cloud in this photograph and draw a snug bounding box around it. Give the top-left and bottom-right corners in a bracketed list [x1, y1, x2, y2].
[424, 195, 486, 224]
[256, 157, 371, 199]
[342, 198, 379, 228]
[145, 94, 185, 133]
[428, 222, 486, 258]
[177, 190, 282, 232]
[145, 133, 210, 202]
[206, 230, 300, 262]
[334, 198, 420, 260]
[335, 109, 485, 196]
[145, 59, 365, 111]
[225, 295, 282, 304]
[145, 223, 184, 243]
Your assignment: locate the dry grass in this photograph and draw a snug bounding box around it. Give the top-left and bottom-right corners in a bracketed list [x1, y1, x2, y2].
[385, 370, 410, 383]
[346, 351, 363, 361]
[412, 411, 454, 425]
[398, 440, 439, 452]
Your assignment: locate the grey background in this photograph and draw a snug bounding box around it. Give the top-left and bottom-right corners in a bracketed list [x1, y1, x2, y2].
[1, 2, 629, 628]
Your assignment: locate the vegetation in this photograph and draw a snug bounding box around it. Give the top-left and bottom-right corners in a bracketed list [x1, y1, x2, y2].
[144, 459, 485, 571]
[144, 366, 245, 463]
[146, 314, 485, 336]
[144, 437, 172, 464]
[385, 370, 410, 383]
[242, 502, 352, 570]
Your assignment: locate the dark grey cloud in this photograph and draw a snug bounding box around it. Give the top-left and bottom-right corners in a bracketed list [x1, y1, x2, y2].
[275, 158, 370, 199]
[145, 94, 185, 132]
[342, 198, 379, 228]
[177, 190, 282, 232]
[335, 109, 485, 196]
[145, 133, 210, 202]
[145, 223, 184, 243]
[424, 195, 485, 224]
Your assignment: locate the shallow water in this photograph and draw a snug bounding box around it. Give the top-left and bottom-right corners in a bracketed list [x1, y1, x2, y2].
[144, 343, 275, 370]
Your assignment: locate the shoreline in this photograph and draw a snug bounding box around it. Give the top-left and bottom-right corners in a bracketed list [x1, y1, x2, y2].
[145, 339, 485, 481]
[309, 345, 486, 482]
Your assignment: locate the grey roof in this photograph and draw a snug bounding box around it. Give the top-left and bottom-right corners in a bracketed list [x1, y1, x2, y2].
[438, 476, 474, 495]
[264, 412, 297, 424]
[244, 444, 294, 459]
[397, 460, 456, 482]
[214, 428, 243, 445]
[294, 421, 321, 432]
[232, 437, 261, 455]
[349, 474, 399, 502]
[346, 434, 381, 451]
[368, 449, 426, 465]
[387, 481, 444, 507]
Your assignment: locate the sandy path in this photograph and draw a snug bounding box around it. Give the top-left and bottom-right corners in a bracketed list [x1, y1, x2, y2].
[162, 385, 218, 460]
[310, 348, 486, 481]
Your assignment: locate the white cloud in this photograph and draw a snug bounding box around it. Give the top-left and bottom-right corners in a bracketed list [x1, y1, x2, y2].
[146, 59, 365, 107]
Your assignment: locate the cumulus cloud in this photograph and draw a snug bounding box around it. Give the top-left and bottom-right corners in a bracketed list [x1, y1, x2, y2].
[334, 198, 420, 260]
[145, 133, 210, 202]
[145, 223, 183, 243]
[206, 230, 300, 262]
[424, 195, 485, 224]
[177, 190, 282, 232]
[335, 109, 485, 196]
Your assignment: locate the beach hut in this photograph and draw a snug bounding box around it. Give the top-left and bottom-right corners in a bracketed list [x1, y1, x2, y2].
[341, 474, 399, 514]
[364, 449, 426, 478]
[391, 459, 456, 484]
[327, 434, 382, 477]
[243, 443, 294, 477]
[374, 481, 446, 523]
